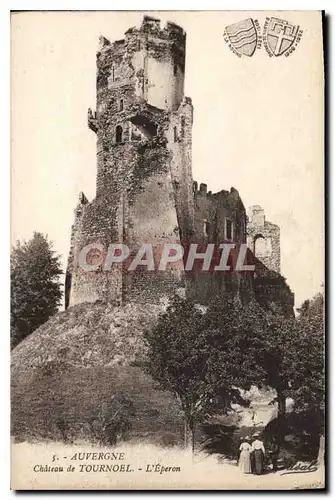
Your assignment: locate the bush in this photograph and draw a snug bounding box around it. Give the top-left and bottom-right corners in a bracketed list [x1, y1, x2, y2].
[263, 413, 321, 463]
[87, 394, 136, 446]
[200, 421, 240, 459]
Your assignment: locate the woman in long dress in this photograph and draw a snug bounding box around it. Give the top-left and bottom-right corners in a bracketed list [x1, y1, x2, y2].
[251, 433, 266, 475]
[238, 436, 252, 474]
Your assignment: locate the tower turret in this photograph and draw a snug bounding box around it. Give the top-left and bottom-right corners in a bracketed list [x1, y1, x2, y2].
[66, 16, 194, 307]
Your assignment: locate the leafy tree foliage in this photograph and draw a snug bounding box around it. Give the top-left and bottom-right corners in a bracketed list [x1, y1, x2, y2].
[143, 294, 265, 449]
[293, 292, 324, 421]
[256, 313, 299, 417]
[11, 232, 63, 349]
[200, 294, 266, 404]
[144, 288, 325, 455]
[143, 295, 207, 449]
[252, 267, 294, 317]
[261, 292, 324, 416]
[254, 290, 324, 456]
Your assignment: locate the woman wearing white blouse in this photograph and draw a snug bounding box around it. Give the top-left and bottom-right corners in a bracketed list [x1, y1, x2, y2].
[251, 433, 266, 475]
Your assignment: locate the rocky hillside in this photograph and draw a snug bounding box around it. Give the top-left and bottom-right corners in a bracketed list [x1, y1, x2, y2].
[11, 301, 185, 445]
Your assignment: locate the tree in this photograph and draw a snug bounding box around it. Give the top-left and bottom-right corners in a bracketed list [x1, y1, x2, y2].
[204, 289, 324, 431]
[143, 294, 265, 451]
[144, 289, 324, 457]
[143, 295, 207, 450]
[256, 313, 298, 419]
[11, 232, 63, 349]
[289, 293, 324, 417]
[263, 292, 324, 418]
[256, 291, 324, 456]
[252, 267, 294, 317]
[293, 291, 325, 463]
[200, 294, 267, 406]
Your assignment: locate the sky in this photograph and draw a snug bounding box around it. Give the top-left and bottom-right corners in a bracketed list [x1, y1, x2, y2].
[11, 11, 324, 308]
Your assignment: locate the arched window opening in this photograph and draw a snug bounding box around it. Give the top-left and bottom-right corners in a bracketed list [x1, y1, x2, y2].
[174, 126, 178, 143]
[116, 125, 123, 143]
[254, 234, 271, 258]
[174, 62, 178, 76]
[119, 99, 124, 111]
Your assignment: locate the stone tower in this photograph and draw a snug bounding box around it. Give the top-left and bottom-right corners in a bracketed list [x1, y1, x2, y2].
[65, 16, 194, 308]
[247, 205, 280, 273]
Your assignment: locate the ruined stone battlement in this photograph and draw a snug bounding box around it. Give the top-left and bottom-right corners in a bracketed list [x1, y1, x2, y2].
[100, 16, 186, 50]
[193, 184, 247, 247]
[193, 183, 243, 202]
[247, 205, 280, 273]
[95, 16, 186, 113]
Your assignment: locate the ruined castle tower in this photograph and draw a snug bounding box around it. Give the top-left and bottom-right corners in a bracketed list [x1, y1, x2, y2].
[66, 16, 194, 308]
[247, 205, 280, 273]
[65, 15, 292, 313]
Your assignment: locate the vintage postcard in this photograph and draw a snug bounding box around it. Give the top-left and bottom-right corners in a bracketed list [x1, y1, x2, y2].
[10, 10, 325, 490]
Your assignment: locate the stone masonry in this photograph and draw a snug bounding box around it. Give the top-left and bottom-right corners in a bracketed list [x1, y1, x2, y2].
[65, 16, 292, 311]
[66, 16, 195, 307]
[247, 205, 280, 274]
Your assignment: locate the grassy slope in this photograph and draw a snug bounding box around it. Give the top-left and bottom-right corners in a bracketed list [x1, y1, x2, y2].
[11, 301, 184, 445]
